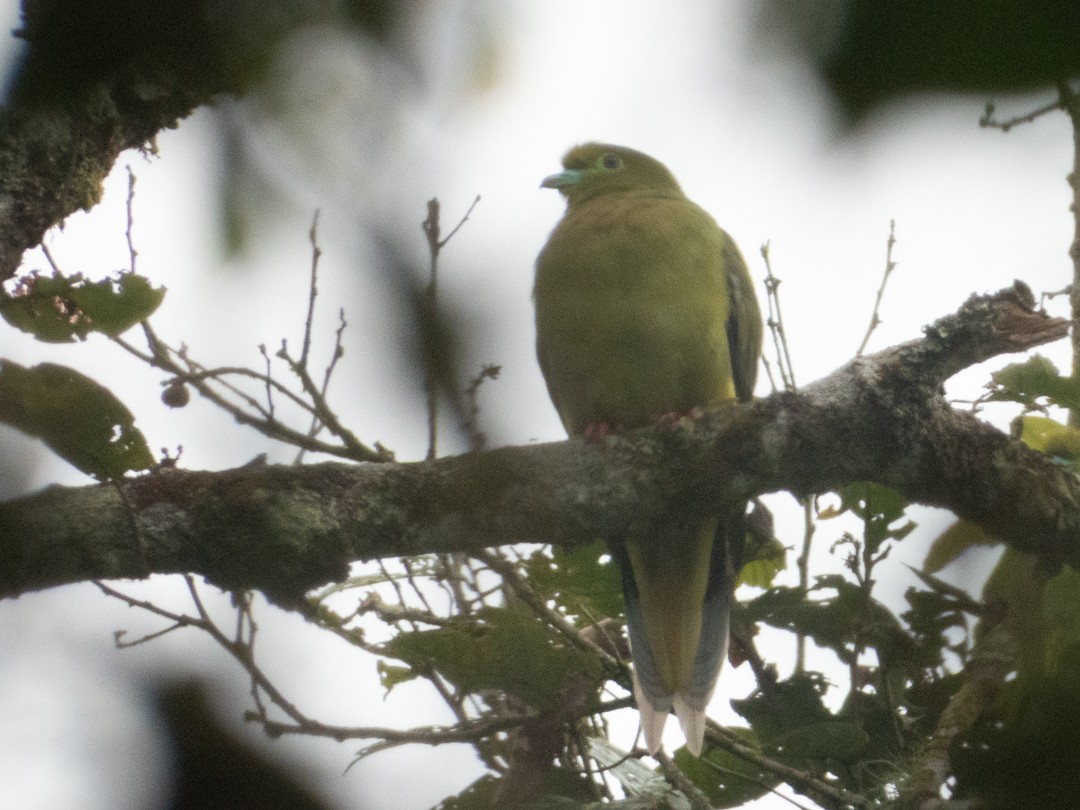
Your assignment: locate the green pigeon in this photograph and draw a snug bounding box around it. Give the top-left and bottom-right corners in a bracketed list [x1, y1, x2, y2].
[534, 142, 762, 756]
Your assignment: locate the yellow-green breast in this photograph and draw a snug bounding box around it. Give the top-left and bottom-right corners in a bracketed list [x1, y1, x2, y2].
[534, 145, 742, 434]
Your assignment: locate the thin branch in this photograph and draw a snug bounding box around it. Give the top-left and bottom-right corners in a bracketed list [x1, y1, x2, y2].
[299, 210, 322, 370]
[124, 166, 138, 274]
[1055, 81, 1080, 428]
[94, 580, 202, 634]
[38, 243, 61, 274]
[255, 712, 531, 745]
[277, 340, 373, 457]
[705, 725, 870, 809]
[420, 195, 482, 461]
[295, 308, 349, 464]
[167, 363, 311, 415]
[794, 495, 816, 673]
[473, 549, 620, 670]
[856, 219, 898, 357]
[422, 199, 443, 461]
[979, 97, 1064, 133]
[692, 745, 818, 810]
[654, 751, 715, 810]
[400, 556, 439, 616]
[761, 241, 796, 391]
[437, 194, 481, 248]
[115, 319, 392, 462]
[257, 345, 277, 418]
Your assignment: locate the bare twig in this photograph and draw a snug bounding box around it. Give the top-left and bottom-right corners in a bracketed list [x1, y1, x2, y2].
[856, 219, 898, 357]
[124, 167, 138, 273]
[979, 97, 1064, 132]
[761, 241, 796, 392]
[257, 345, 277, 418]
[294, 311, 351, 464]
[398, 556, 438, 616]
[794, 496, 816, 673]
[277, 340, 371, 457]
[420, 195, 482, 461]
[167, 362, 305, 414]
[462, 363, 501, 452]
[300, 211, 322, 370]
[103, 207, 392, 463]
[113, 322, 392, 461]
[40, 242, 62, 274]
[100, 576, 322, 730]
[94, 580, 201, 641]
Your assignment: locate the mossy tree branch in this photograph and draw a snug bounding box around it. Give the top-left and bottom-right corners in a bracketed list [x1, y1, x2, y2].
[1, 283, 1072, 606]
[0, 0, 353, 282]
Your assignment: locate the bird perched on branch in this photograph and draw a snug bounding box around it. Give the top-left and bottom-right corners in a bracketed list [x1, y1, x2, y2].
[534, 142, 762, 756]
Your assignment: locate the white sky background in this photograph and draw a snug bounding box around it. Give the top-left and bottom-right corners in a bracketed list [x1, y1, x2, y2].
[0, 1, 1076, 808]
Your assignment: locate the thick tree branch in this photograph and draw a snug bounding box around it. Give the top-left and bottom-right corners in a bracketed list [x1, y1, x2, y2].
[0, 283, 1072, 605]
[0, 1, 335, 282]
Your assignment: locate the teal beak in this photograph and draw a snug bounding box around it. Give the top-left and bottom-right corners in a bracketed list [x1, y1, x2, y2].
[540, 168, 583, 189]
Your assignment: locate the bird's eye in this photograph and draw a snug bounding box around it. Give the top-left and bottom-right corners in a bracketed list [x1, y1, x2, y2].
[601, 153, 622, 170]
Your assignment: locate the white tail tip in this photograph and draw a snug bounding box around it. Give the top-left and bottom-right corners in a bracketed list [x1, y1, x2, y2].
[632, 668, 670, 754]
[673, 694, 706, 757]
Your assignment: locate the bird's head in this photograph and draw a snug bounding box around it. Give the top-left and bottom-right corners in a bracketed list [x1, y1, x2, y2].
[540, 142, 683, 205]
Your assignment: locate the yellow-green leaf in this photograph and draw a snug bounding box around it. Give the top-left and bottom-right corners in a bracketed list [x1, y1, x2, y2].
[923, 520, 996, 573]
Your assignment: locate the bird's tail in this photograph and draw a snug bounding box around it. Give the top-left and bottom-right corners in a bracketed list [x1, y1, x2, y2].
[615, 511, 744, 756]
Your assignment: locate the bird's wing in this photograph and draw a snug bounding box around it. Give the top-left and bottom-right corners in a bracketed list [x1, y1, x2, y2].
[721, 234, 763, 403]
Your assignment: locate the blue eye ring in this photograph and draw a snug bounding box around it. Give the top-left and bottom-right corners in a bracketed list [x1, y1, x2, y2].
[601, 153, 622, 170]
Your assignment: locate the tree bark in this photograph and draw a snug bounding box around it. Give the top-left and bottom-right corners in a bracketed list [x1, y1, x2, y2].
[1, 283, 1072, 606]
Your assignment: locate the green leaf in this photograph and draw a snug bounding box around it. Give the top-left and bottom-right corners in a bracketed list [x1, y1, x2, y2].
[836, 481, 908, 522]
[989, 354, 1080, 410]
[675, 727, 777, 808]
[923, 519, 996, 573]
[375, 661, 417, 694]
[2, 271, 165, 342]
[731, 673, 832, 743]
[433, 775, 501, 810]
[736, 555, 785, 589]
[901, 579, 971, 663]
[833, 482, 915, 554]
[436, 770, 597, 810]
[1042, 566, 1080, 679]
[0, 360, 154, 478]
[1016, 414, 1080, 468]
[834, 688, 909, 779]
[981, 549, 1047, 680]
[766, 721, 869, 764]
[523, 541, 624, 623]
[383, 607, 603, 709]
[741, 581, 921, 668]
